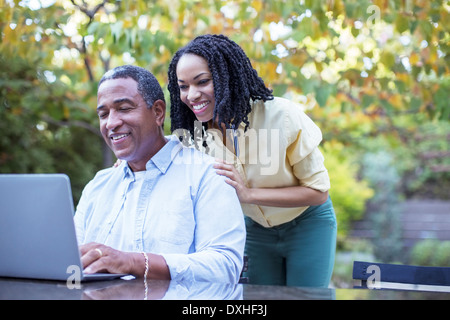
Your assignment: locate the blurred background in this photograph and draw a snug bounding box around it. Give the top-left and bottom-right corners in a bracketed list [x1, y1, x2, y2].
[1, 0, 449, 288]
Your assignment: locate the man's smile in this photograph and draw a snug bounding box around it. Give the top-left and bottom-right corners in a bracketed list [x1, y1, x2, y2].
[110, 133, 131, 143]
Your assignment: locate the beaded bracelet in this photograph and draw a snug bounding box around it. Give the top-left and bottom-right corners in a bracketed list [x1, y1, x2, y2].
[142, 252, 149, 300]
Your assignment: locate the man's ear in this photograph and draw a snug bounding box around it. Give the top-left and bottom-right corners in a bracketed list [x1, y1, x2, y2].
[152, 99, 166, 126]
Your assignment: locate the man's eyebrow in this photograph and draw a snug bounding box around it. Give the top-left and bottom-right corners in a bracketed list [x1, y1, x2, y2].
[96, 98, 136, 111]
[113, 97, 136, 105]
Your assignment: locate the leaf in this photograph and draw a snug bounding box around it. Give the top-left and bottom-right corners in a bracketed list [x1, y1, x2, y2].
[362, 94, 376, 109]
[299, 76, 319, 95]
[419, 20, 433, 42]
[87, 21, 100, 34]
[315, 84, 333, 107]
[388, 94, 403, 110]
[125, 28, 137, 48]
[272, 83, 288, 97]
[395, 13, 410, 33]
[251, 0, 263, 12]
[380, 51, 396, 69]
[110, 21, 124, 43]
[409, 52, 420, 66]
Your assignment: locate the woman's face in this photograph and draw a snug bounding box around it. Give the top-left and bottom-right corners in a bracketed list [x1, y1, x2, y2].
[176, 54, 216, 123]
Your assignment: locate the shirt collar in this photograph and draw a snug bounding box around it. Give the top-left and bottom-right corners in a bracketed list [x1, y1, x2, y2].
[148, 135, 182, 173]
[120, 135, 182, 176]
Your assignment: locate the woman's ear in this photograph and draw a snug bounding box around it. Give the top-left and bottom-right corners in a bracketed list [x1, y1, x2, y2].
[152, 99, 166, 127]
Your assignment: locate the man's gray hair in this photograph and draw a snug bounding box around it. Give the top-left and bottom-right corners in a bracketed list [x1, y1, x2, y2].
[99, 65, 165, 108]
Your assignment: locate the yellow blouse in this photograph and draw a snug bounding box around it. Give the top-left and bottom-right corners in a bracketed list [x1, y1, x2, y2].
[204, 97, 330, 227]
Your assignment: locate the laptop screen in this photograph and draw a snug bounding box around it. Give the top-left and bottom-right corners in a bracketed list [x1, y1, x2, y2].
[0, 174, 82, 281]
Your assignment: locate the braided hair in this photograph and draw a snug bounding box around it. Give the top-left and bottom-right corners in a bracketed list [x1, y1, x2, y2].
[168, 34, 273, 137]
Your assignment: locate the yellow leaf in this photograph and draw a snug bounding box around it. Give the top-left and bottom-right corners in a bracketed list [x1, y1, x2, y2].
[2, 23, 18, 44]
[315, 61, 323, 72]
[336, 92, 348, 101]
[123, 19, 133, 29]
[364, 87, 377, 95]
[422, 87, 431, 102]
[159, 48, 171, 63]
[366, 104, 379, 115]
[397, 73, 410, 85]
[251, 0, 263, 12]
[256, 62, 278, 83]
[63, 106, 70, 119]
[388, 94, 403, 109]
[265, 12, 280, 23]
[354, 112, 371, 124]
[211, 23, 224, 35]
[409, 52, 420, 66]
[427, 49, 438, 64]
[289, 50, 308, 67]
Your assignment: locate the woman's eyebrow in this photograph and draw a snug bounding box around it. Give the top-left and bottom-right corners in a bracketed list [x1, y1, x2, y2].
[178, 72, 210, 82]
[193, 72, 209, 80]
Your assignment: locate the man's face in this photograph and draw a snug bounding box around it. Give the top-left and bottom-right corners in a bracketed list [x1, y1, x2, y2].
[96, 77, 165, 171]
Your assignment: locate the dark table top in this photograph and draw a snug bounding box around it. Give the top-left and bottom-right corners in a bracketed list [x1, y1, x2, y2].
[1, 276, 449, 300]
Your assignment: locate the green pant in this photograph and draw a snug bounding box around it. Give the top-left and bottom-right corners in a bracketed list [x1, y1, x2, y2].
[244, 197, 337, 287]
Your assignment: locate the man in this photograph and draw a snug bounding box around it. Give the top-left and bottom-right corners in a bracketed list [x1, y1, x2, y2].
[74, 65, 245, 283]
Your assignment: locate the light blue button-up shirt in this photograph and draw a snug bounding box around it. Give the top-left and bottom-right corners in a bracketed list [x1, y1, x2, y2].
[74, 135, 245, 283]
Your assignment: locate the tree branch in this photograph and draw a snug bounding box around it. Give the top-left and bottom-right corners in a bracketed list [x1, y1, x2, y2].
[70, 0, 108, 23]
[42, 115, 101, 138]
[70, 0, 109, 82]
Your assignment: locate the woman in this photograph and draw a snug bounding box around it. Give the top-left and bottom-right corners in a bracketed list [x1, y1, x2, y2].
[168, 34, 337, 287]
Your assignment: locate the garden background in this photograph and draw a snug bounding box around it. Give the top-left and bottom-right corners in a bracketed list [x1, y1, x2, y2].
[1, 0, 449, 288]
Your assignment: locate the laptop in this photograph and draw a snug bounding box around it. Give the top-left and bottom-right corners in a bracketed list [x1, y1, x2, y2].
[0, 173, 128, 282]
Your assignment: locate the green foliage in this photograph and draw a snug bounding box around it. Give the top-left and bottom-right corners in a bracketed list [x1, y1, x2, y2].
[0, 0, 448, 210]
[0, 41, 103, 204]
[399, 120, 450, 199]
[410, 239, 450, 267]
[321, 141, 374, 237]
[361, 150, 404, 263]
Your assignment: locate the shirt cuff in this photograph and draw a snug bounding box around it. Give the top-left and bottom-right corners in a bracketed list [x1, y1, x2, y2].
[161, 251, 242, 284]
[160, 253, 194, 284]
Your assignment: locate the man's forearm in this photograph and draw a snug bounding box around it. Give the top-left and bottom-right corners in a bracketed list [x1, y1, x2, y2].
[129, 252, 171, 280]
